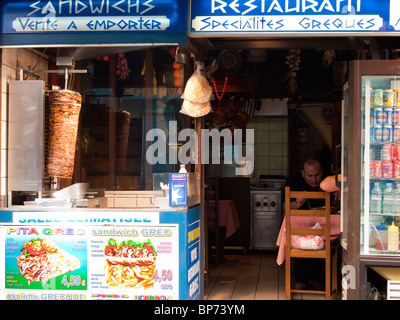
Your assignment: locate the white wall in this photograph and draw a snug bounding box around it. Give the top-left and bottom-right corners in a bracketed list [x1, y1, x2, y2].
[247, 117, 288, 184]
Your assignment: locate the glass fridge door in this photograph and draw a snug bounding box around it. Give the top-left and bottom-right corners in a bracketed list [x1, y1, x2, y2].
[362, 76, 400, 255]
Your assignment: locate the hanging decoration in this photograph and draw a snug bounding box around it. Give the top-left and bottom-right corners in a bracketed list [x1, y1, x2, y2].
[180, 69, 213, 118]
[206, 96, 249, 134]
[116, 53, 131, 80]
[284, 49, 301, 96]
[322, 50, 336, 67]
[217, 50, 243, 74]
[210, 76, 228, 126]
[213, 77, 228, 103]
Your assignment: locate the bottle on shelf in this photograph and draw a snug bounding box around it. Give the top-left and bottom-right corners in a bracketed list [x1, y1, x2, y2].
[387, 222, 399, 251]
[370, 182, 382, 214]
[383, 182, 394, 215]
[179, 164, 187, 173]
[395, 183, 400, 214]
[375, 222, 388, 251]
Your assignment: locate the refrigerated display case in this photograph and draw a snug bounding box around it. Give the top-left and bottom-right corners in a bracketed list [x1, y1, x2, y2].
[341, 60, 400, 300]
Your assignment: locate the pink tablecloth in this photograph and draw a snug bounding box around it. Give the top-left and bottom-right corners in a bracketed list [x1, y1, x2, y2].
[207, 200, 240, 239]
[276, 215, 341, 265]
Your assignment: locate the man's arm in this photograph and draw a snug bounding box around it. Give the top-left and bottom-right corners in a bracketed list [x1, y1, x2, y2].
[290, 197, 306, 209]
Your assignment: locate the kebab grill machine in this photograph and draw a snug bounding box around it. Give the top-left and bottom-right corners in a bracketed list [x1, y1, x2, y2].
[7, 56, 89, 208]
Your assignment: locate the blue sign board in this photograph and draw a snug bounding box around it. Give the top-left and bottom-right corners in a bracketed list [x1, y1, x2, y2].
[168, 173, 187, 207]
[186, 220, 200, 299]
[0, 0, 188, 46]
[189, 0, 400, 36]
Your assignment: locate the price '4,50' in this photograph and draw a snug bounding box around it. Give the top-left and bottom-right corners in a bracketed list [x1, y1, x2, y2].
[153, 269, 173, 282]
[61, 275, 85, 288]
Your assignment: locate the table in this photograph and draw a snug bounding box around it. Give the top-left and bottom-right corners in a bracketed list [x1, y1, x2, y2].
[207, 200, 240, 239]
[276, 215, 341, 265]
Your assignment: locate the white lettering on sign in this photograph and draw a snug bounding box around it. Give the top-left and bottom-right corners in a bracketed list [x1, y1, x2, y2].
[191, 14, 381, 32]
[28, 0, 156, 16]
[210, 0, 362, 15]
[12, 15, 170, 32]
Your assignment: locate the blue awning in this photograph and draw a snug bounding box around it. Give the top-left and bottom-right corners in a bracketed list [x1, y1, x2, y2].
[0, 0, 188, 47]
[189, 0, 400, 37]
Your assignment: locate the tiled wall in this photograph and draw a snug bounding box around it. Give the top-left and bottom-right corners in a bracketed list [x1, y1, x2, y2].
[1, 48, 48, 206]
[247, 117, 288, 184]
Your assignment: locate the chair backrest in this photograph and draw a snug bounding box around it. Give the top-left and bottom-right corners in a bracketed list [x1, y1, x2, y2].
[284, 186, 331, 252]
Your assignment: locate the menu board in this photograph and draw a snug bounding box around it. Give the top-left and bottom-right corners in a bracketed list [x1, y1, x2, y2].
[1, 224, 179, 300]
[88, 225, 179, 300]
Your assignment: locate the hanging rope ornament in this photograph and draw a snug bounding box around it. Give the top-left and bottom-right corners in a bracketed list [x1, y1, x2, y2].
[284, 49, 301, 95]
[213, 77, 228, 104]
[322, 50, 336, 67]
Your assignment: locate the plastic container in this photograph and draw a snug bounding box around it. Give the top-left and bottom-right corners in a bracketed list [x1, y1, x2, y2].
[375, 222, 387, 251]
[383, 182, 394, 214]
[179, 165, 187, 173]
[370, 182, 382, 214]
[388, 222, 399, 251]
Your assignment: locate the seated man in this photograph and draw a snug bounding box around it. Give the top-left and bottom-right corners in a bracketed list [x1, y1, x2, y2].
[285, 156, 327, 211]
[283, 156, 332, 290]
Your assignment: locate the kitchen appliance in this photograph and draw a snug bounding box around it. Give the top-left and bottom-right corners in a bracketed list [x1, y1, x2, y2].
[250, 175, 286, 250]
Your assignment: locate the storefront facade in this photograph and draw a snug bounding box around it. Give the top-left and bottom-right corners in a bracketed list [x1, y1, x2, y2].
[2, 0, 400, 300]
[0, 0, 206, 301]
[186, 0, 400, 300]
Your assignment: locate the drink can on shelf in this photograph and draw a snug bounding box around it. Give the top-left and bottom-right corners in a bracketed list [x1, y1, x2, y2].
[394, 126, 400, 143]
[374, 108, 386, 126]
[384, 89, 394, 107]
[371, 161, 382, 177]
[393, 108, 400, 125]
[382, 161, 393, 178]
[395, 90, 400, 107]
[394, 145, 400, 161]
[382, 144, 393, 160]
[382, 125, 393, 143]
[373, 125, 383, 142]
[384, 108, 393, 125]
[394, 161, 400, 178]
[372, 89, 384, 107]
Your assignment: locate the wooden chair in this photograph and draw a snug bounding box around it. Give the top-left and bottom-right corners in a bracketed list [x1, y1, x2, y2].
[284, 187, 338, 300]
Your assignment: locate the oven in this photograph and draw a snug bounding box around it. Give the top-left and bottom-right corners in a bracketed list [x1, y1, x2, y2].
[250, 175, 286, 250]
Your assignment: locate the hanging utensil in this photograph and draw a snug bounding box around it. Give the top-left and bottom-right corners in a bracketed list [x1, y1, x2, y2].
[217, 50, 243, 74]
[232, 110, 248, 128]
[211, 100, 226, 125]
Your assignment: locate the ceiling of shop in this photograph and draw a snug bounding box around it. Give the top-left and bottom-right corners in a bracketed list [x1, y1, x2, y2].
[38, 36, 400, 103]
[40, 35, 400, 62]
[41, 44, 346, 102]
[53, 46, 155, 61]
[185, 36, 400, 102]
[187, 36, 400, 54]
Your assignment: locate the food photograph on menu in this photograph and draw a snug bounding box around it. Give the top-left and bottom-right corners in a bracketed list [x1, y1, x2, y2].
[4, 227, 88, 291]
[103, 239, 157, 289]
[17, 238, 81, 285]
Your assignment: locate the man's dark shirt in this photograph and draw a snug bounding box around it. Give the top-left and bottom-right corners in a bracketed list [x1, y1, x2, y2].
[284, 172, 327, 209]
